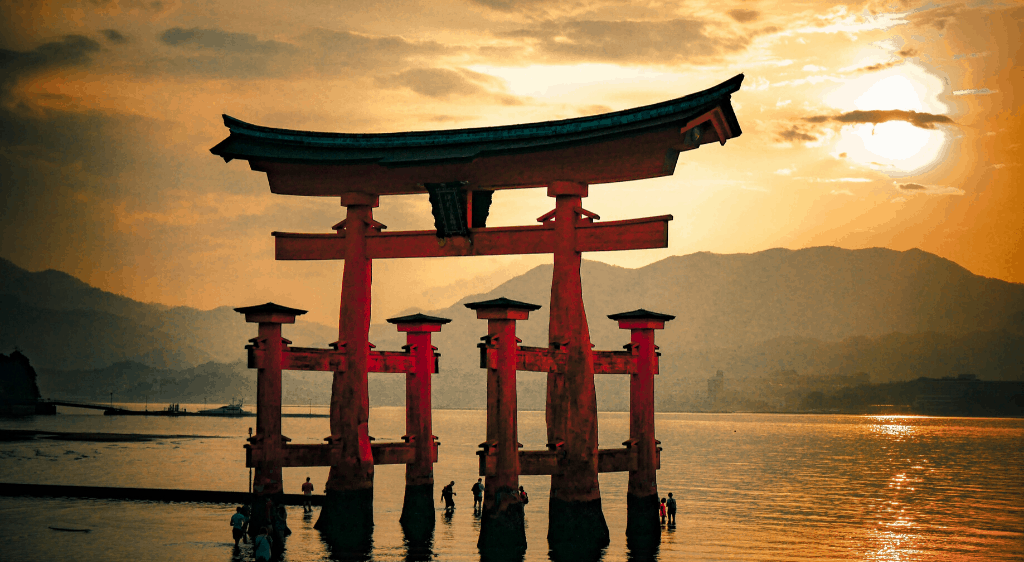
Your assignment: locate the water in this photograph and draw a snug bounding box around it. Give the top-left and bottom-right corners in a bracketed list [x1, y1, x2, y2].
[1, 407, 1022, 561]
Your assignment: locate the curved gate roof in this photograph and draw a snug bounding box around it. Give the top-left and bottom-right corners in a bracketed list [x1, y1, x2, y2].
[210, 74, 743, 196]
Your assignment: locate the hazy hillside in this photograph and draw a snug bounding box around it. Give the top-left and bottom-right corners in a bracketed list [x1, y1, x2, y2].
[0, 258, 336, 370]
[367, 247, 1024, 380]
[7, 247, 1024, 408]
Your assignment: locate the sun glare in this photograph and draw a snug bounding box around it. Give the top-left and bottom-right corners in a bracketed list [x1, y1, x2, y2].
[826, 66, 950, 175]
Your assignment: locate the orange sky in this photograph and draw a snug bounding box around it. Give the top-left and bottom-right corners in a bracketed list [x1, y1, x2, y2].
[1, 0, 1021, 326]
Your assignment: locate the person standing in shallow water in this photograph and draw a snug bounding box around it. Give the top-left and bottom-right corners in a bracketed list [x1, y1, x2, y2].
[666, 492, 677, 524]
[301, 477, 314, 513]
[230, 506, 248, 546]
[440, 481, 456, 513]
[518, 485, 529, 506]
[471, 478, 484, 510]
[253, 526, 272, 562]
[659, 498, 667, 524]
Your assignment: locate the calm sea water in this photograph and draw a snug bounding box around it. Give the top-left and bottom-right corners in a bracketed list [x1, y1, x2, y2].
[1, 407, 1021, 561]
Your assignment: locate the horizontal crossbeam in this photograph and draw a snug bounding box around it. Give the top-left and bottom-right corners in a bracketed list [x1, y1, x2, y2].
[246, 441, 438, 467]
[248, 346, 436, 373]
[273, 215, 671, 260]
[481, 345, 656, 375]
[476, 444, 660, 476]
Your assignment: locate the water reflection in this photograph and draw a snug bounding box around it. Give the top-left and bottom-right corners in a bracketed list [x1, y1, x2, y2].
[549, 543, 606, 562]
[869, 417, 916, 441]
[319, 530, 373, 562]
[625, 535, 660, 562]
[402, 527, 434, 562]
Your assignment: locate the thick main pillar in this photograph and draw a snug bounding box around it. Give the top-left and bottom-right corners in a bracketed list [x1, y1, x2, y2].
[545, 181, 609, 553]
[316, 193, 378, 545]
[390, 313, 451, 540]
[610, 309, 673, 546]
[235, 303, 307, 539]
[466, 298, 540, 554]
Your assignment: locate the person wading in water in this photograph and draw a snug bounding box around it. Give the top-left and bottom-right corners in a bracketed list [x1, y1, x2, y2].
[440, 481, 456, 514]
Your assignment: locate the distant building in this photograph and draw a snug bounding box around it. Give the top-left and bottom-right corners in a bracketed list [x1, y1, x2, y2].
[707, 370, 725, 403]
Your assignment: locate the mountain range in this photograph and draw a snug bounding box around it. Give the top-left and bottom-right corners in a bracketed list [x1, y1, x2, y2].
[3, 247, 1022, 410]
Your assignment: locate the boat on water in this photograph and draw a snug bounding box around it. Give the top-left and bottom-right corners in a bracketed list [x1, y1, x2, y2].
[196, 400, 251, 417]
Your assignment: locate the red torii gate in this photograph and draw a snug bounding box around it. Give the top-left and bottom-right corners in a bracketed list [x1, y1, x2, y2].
[213, 74, 743, 552]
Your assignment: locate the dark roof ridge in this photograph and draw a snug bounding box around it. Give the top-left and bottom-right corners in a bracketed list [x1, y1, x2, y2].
[216, 74, 743, 150]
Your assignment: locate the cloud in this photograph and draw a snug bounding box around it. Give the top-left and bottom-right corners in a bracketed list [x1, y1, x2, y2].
[802, 64, 826, 71]
[953, 88, 996, 96]
[375, 67, 521, 104]
[847, 47, 918, 73]
[728, 9, 760, 23]
[302, 28, 448, 70]
[895, 182, 964, 195]
[0, 35, 101, 100]
[831, 189, 854, 195]
[811, 177, 872, 183]
[497, 18, 747, 65]
[101, 29, 128, 44]
[806, 110, 954, 130]
[776, 125, 818, 143]
[160, 27, 295, 55]
[775, 168, 794, 175]
[150, 26, 449, 80]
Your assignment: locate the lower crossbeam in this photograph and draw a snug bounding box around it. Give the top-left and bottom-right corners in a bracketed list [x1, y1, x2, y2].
[246, 441, 438, 467]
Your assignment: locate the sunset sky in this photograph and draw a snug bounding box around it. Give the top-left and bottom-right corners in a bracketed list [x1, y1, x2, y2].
[1, 0, 1021, 326]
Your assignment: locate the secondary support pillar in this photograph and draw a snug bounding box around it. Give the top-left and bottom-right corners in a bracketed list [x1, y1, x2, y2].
[317, 193, 379, 545]
[390, 313, 450, 540]
[609, 309, 674, 546]
[235, 303, 306, 537]
[545, 181, 609, 553]
[466, 297, 540, 554]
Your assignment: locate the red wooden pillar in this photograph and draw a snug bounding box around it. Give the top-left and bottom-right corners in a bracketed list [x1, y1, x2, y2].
[235, 302, 306, 537]
[317, 192, 378, 543]
[545, 181, 609, 551]
[389, 313, 450, 536]
[466, 297, 539, 553]
[610, 309, 674, 544]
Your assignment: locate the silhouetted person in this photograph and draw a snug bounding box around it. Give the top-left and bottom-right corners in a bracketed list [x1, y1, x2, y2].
[471, 478, 484, 510]
[254, 526, 272, 562]
[230, 506, 248, 546]
[659, 498, 666, 524]
[666, 492, 676, 524]
[302, 477, 314, 512]
[440, 481, 456, 513]
[518, 485, 528, 506]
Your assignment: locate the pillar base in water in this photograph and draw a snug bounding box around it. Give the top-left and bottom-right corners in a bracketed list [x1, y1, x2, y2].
[477, 490, 526, 554]
[399, 483, 435, 542]
[315, 488, 373, 551]
[547, 497, 609, 560]
[247, 492, 283, 539]
[625, 493, 661, 546]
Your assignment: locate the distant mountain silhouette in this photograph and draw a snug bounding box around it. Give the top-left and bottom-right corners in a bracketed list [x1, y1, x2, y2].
[0, 257, 335, 370]
[368, 247, 1024, 381]
[4, 247, 1023, 408]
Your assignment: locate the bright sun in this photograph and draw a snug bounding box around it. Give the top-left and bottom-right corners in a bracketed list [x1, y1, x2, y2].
[826, 66, 950, 175]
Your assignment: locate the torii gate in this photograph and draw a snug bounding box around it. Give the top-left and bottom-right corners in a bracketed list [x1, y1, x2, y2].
[212, 74, 743, 552]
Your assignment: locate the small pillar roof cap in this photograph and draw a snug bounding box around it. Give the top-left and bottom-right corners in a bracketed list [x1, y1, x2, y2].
[386, 313, 452, 325]
[608, 309, 675, 321]
[464, 297, 542, 311]
[234, 302, 308, 316]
